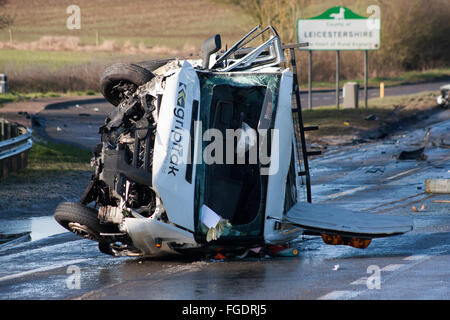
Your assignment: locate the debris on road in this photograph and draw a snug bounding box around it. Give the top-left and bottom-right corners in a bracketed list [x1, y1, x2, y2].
[432, 200, 450, 204]
[412, 204, 425, 212]
[425, 179, 450, 194]
[364, 114, 379, 121]
[439, 138, 450, 149]
[398, 128, 431, 160]
[365, 166, 385, 174]
[0, 232, 31, 246]
[398, 148, 427, 160]
[436, 84, 450, 107]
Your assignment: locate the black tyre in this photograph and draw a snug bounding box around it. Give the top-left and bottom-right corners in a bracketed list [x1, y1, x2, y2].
[100, 63, 155, 106]
[134, 58, 173, 72]
[54, 202, 117, 242]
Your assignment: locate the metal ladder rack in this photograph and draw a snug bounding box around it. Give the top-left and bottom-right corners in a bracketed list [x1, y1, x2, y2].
[282, 43, 320, 203]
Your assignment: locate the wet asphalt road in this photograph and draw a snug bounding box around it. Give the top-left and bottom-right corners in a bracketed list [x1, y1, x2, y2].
[300, 79, 450, 109]
[0, 105, 448, 300]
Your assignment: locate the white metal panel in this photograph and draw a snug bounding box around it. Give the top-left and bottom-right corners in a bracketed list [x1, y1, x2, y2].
[152, 61, 200, 232]
[284, 202, 413, 237]
[124, 218, 197, 256]
[263, 69, 298, 243]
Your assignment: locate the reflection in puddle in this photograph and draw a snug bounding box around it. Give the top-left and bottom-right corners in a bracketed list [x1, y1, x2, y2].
[0, 231, 31, 245]
[0, 215, 67, 246]
[30, 216, 67, 241]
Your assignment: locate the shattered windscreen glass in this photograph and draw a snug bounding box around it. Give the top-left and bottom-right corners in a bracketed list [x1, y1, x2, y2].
[194, 71, 281, 240]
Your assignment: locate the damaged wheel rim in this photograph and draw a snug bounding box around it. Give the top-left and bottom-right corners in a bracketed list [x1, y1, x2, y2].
[68, 222, 99, 241]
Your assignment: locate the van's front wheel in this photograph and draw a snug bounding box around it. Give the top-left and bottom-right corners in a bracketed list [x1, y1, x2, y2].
[54, 202, 117, 242]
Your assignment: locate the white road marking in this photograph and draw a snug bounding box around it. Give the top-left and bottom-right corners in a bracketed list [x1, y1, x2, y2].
[350, 277, 368, 285]
[403, 255, 428, 261]
[385, 168, 420, 181]
[325, 254, 439, 299]
[317, 290, 362, 300]
[326, 186, 368, 199]
[381, 264, 405, 272]
[0, 258, 88, 282]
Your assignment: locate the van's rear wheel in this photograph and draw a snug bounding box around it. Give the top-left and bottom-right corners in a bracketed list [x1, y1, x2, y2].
[134, 58, 173, 72]
[100, 63, 155, 106]
[54, 202, 117, 242]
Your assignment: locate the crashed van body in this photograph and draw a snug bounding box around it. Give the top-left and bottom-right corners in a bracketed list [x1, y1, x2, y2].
[54, 26, 412, 258]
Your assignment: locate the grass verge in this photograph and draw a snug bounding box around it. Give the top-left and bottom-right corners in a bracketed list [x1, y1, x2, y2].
[299, 68, 450, 90]
[301, 91, 440, 143]
[0, 90, 99, 107]
[3, 136, 92, 183]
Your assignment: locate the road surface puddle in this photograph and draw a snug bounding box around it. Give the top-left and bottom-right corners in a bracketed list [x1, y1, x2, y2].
[0, 215, 67, 247]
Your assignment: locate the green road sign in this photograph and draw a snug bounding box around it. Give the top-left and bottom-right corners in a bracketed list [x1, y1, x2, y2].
[298, 6, 381, 50]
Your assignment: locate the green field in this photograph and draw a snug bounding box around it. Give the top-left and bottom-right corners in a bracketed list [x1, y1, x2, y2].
[1, 0, 253, 48]
[0, 49, 136, 69]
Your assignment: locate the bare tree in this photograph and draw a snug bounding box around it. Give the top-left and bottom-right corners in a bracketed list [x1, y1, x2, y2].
[0, 0, 14, 30]
[222, 0, 311, 43]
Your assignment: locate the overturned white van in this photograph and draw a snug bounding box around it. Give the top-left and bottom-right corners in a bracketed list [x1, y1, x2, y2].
[54, 26, 412, 258]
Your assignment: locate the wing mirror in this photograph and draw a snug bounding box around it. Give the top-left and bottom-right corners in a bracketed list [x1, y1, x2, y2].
[201, 34, 222, 69]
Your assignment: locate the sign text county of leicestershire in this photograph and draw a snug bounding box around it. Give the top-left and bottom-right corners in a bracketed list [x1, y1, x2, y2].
[298, 6, 380, 51]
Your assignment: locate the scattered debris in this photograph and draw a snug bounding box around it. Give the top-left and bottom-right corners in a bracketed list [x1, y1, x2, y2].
[0, 231, 31, 246]
[425, 179, 450, 194]
[30, 115, 43, 127]
[439, 138, 450, 149]
[332, 264, 340, 271]
[398, 128, 431, 161]
[436, 84, 450, 107]
[276, 248, 299, 257]
[412, 204, 425, 212]
[365, 166, 385, 174]
[56, 126, 62, 132]
[398, 148, 427, 160]
[432, 200, 450, 204]
[75, 104, 80, 108]
[93, 107, 100, 112]
[213, 252, 226, 260]
[268, 244, 299, 257]
[364, 114, 378, 121]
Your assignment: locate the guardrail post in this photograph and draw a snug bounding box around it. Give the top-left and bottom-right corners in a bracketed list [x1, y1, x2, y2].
[0, 118, 33, 180]
[0, 74, 7, 94]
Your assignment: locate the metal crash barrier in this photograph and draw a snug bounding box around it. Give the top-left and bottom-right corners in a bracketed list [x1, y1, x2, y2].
[0, 118, 33, 179]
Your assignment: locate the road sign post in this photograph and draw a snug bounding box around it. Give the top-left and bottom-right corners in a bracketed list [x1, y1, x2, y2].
[308, 50, 312, 110]
[364, 50, 368, 109]
[336, 50, 340, 109]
